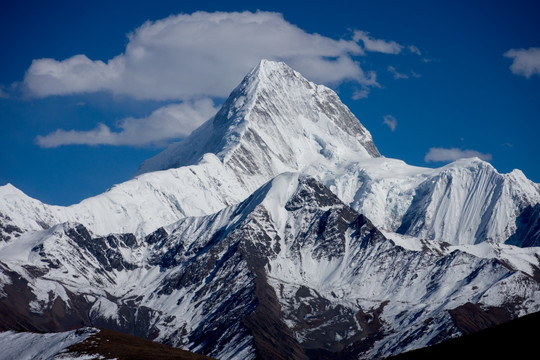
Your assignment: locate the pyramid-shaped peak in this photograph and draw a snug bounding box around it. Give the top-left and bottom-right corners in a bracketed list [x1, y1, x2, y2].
[252, 59, 298, 77]
[256, 58, 289, 71]
[137, 60, 380, 177]
[236, 59, 312, 97]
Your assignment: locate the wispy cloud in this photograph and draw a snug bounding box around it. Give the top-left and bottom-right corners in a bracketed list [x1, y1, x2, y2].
[351, 70, 380, 100]
[35, 99, 218, 147]
[351, 88, 370, 100]
[23, 11, 376, 101]
[504, 47, 540, 78]
[424, 147, 492, 163]
[383, 114, 397, 131]
[353, 30, 403, 54]
[387, 66, 421, 80]
[408, 45, 422, 56]
[387, 66, 409, 79]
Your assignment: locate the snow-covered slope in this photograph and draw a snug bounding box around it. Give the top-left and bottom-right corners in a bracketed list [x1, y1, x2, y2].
[308, 156, 540, 246]
[0, 327, 214, 360]
[0, 327, 97, 360]
[0, 154, 249, 237]
[2, 155, 537, 247]
[397, 158, 540, 245]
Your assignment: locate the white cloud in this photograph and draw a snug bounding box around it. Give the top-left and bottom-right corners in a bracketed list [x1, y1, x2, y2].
[351, 88, 370, 100]
[383, 115, 397, 131]
[408, 45, 422, 55]
[387, 66, 409, 79]
[353, 30, 403, 54]
[387, 66, 421, 80]
[350, 69, 380, 99]
[35, 99, 218, 147]
[504, 47, 540, 78]
[24, 11, 375, 101]
[424, 147, 492, 163]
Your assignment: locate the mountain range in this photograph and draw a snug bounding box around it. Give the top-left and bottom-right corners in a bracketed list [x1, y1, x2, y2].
[1, 59, 539, 359]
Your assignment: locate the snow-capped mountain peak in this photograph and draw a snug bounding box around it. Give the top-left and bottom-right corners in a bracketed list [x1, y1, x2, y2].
[137, 59, 380, 178]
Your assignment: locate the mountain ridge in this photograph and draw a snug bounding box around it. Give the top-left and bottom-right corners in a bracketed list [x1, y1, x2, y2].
[1, 173, 539, 359]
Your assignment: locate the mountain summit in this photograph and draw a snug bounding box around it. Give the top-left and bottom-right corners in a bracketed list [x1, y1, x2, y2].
[137, 59, 380, 180]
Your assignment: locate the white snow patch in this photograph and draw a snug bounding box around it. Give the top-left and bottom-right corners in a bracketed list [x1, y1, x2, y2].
[90, 297, 119, 321]
[0, 328, 98, 360]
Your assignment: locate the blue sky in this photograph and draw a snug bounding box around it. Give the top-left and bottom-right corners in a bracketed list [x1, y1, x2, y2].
[1, 0, 539, 205]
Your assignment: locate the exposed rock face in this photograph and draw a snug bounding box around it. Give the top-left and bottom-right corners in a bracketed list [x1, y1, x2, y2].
[0, 212, 24, 242]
